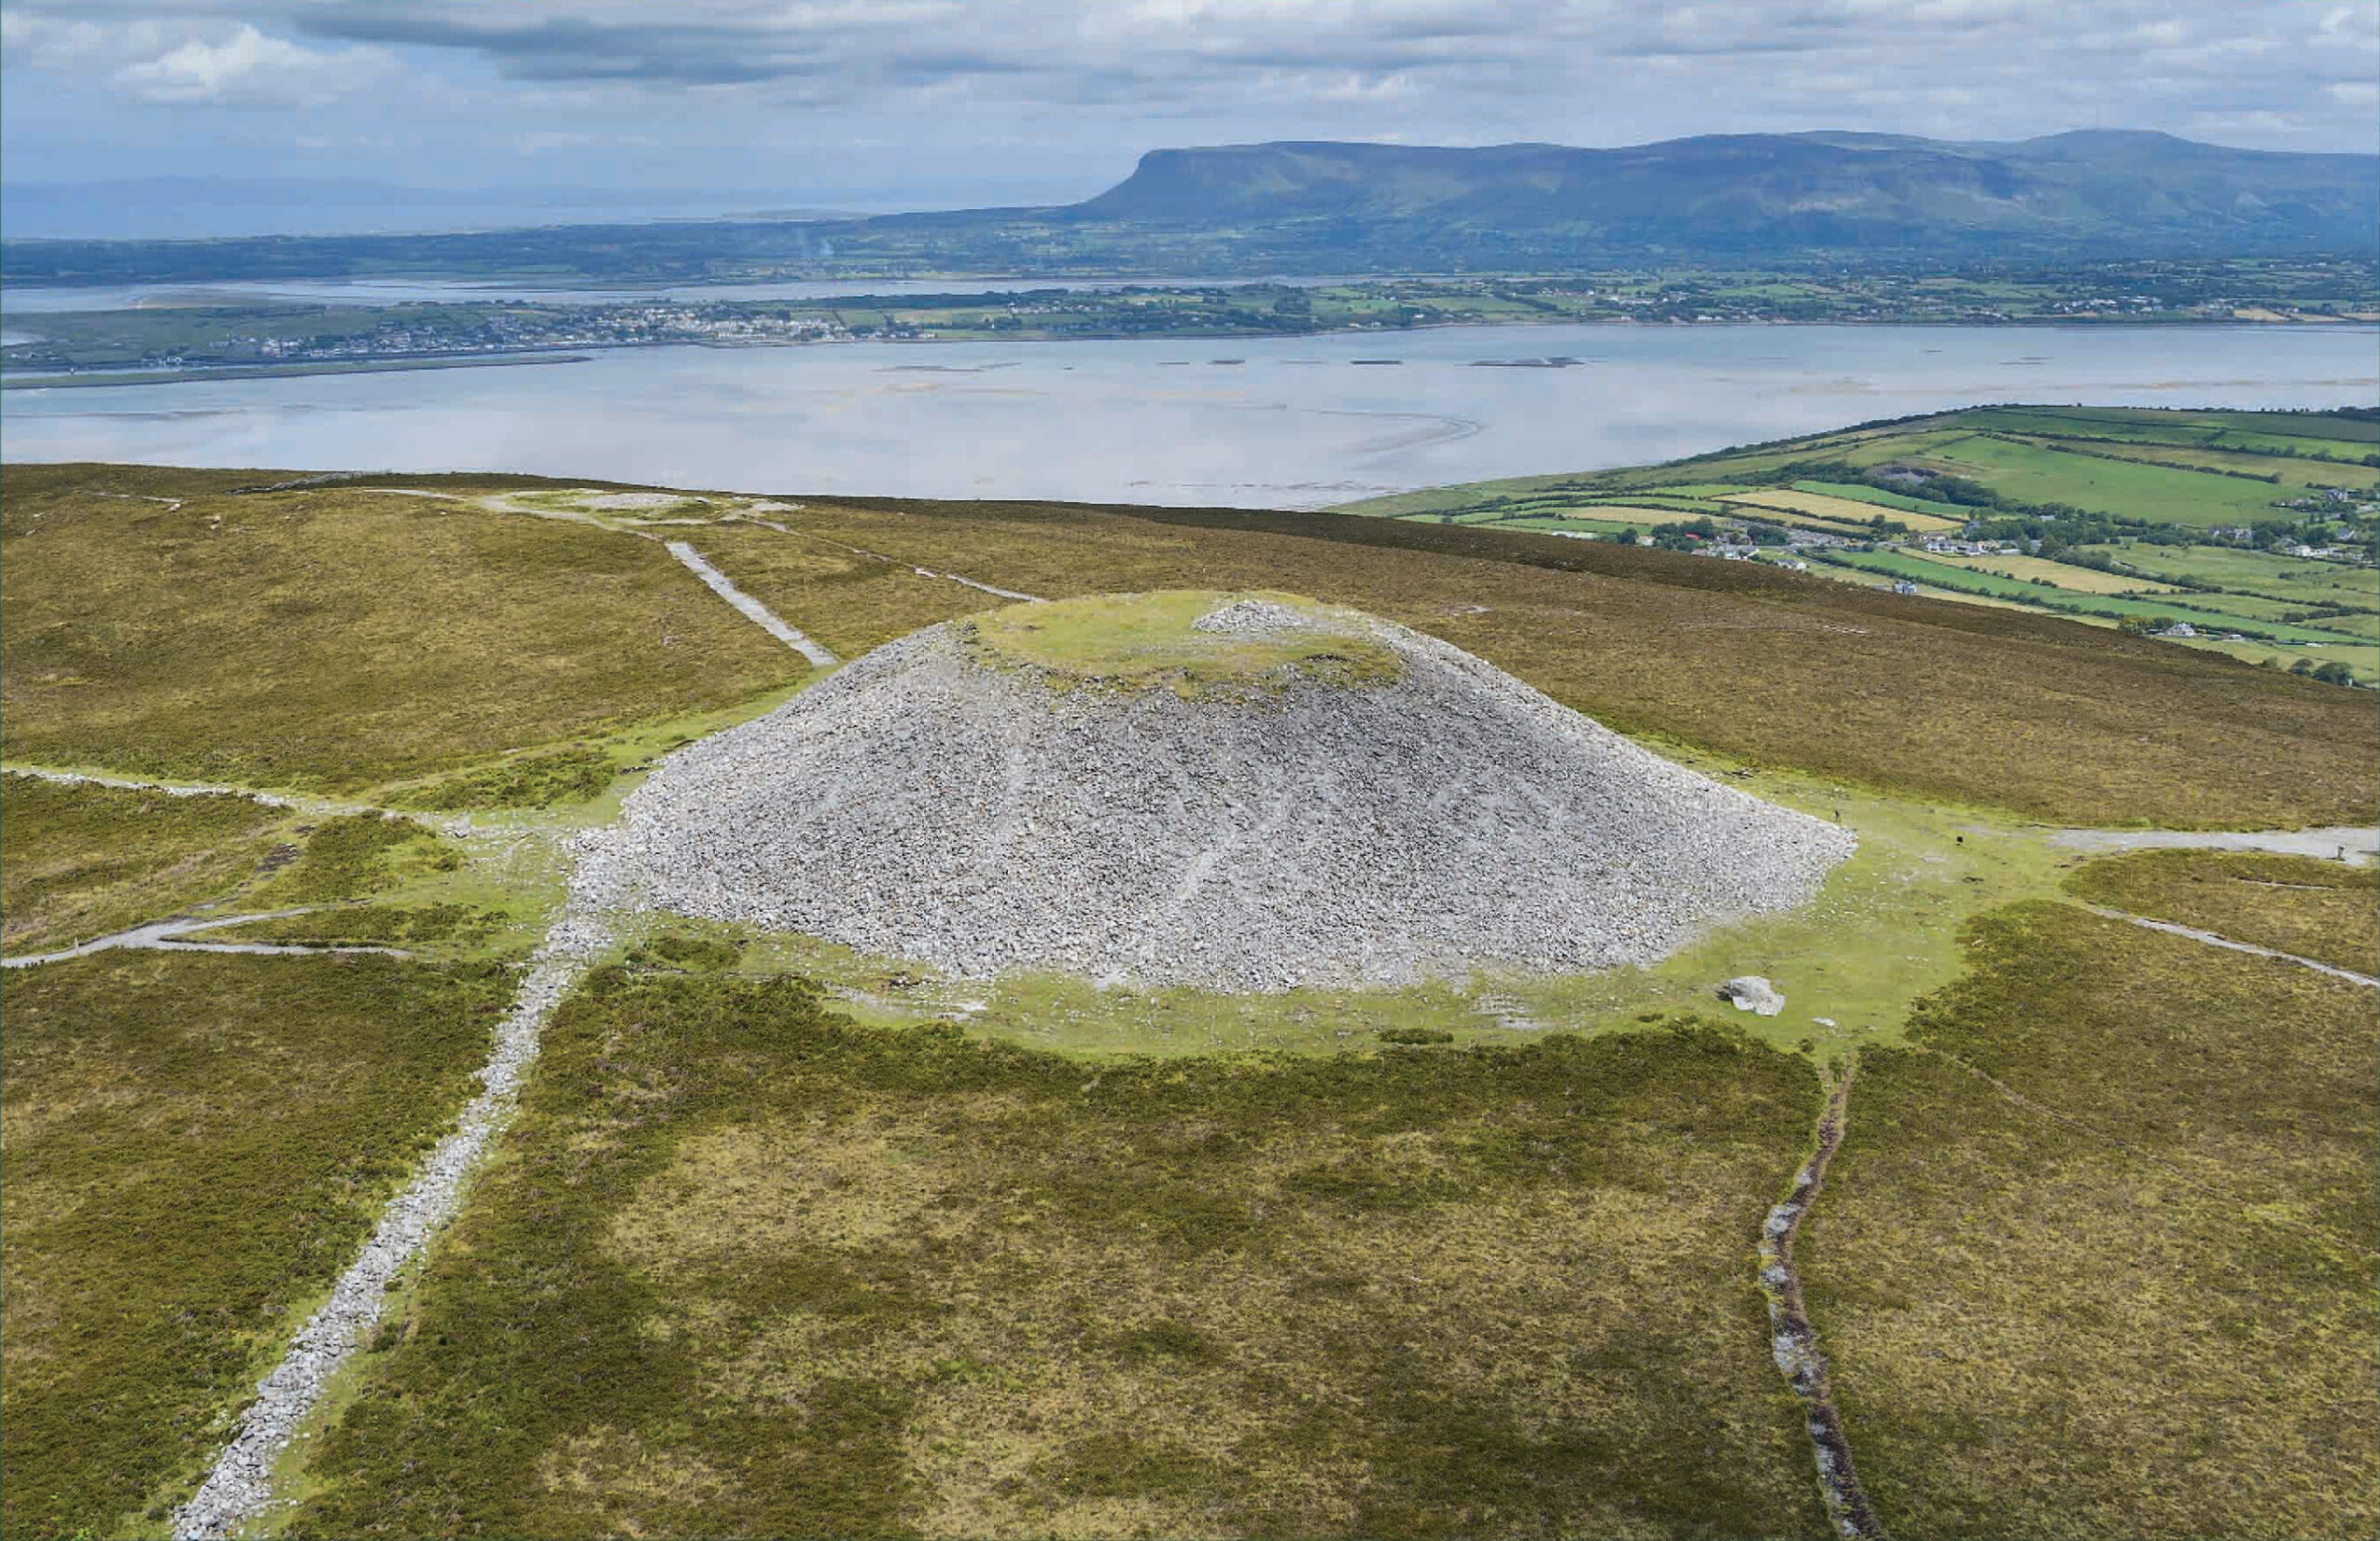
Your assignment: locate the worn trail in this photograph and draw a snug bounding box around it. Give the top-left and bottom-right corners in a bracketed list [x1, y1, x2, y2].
[4, 762, 298, 808]
[733, 514, 1044, 601]
[663, 540, 840, 665]
[2083, 905, 2378, 988]
[170, 855, 617, 1539]
[1758, 1062, 1884, 1541]
[0, 910, 403, 970]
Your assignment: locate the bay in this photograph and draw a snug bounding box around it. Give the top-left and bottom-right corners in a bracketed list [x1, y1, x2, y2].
[3, 323, 2371, 508]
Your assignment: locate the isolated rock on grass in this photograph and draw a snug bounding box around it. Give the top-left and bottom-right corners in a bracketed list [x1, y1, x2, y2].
[1720, 975, 1787, 1016]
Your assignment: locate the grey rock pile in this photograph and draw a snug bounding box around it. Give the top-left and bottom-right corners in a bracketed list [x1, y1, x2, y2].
[595, 604, 1855, 992]
[1191, 597, 1322, 636]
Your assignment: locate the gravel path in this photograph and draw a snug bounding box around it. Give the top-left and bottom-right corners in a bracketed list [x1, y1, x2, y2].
[0, 909, 402, 970]
[664, 541, 839, 665]
[593, 605, 1856, 991]
[170, 853, 618, 1540]
[2083, 904, 2379, 988]
[3, 763, 298, 808]
[2048, 825, 2379, 865]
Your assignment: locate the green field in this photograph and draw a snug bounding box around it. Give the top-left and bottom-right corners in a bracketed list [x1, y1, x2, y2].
[1336, 403, 2375, 538]
[1915, 434, 2312, 527]
[1813, 549, 2370, 649]
[0, 952, 510, 1540]
[1962, 405, 2380, 460]
[1332, 406, 2379, 686]
[2082, 542, 2380, 608]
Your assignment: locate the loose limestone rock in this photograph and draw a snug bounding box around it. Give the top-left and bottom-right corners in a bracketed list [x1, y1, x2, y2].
[1720, 975, 1788, 1016]
[591, 591, 1857, 992]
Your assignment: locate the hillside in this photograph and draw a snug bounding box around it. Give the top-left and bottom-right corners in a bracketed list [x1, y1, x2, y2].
[7, 130, 2373, 287]
[5, 460, 2375, 1540]
[1337, 404, 2380, 686]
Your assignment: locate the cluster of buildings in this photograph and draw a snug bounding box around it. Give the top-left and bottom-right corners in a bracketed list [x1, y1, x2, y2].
[173, 305, 857, 368]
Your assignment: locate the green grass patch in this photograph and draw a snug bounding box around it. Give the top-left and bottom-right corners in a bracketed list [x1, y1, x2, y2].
[0, 467, 803, 793]
[386, 746, 622, 812]
[1, 774, 284, 956]
[1816, 550, 2355, 643]
[2064, 849, 2378, 974]
[964, 590, 1401, 698]
[1799, 902, 2377, 1538]
[624, 931, 746, 971]
[288, 978, 1826, 1539]
[212, 902, 510, 950]
[248, 813, 457, 907]
[0, 952, 512, 1540]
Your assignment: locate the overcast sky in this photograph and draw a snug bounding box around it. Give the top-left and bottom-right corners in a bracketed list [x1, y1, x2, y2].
[5, 0, 2374, 214]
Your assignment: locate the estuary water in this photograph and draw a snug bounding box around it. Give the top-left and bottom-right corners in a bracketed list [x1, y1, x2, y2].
[3, 323, 2371, 508]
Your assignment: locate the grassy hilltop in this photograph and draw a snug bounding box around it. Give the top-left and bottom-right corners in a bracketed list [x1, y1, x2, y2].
[2, 442, 2374, 1539]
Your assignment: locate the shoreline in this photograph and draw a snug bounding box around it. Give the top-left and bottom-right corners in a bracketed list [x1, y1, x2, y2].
[6, 314, 2376, 393]
[0, 351, 595, 390]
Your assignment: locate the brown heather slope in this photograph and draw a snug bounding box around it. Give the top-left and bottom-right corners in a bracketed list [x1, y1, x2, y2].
[3, 465, 2369, 826]
[1798, 902, 2378, 1538]
[711, 493, 2373, 828]
[0, 465, 803, 792]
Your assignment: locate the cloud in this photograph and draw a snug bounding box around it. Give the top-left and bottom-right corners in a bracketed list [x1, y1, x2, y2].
[1, 0, 2371, 183]
[263, 0, 2380, 146]
[4, 14, 392, 107]
[116, 22, 390, 106]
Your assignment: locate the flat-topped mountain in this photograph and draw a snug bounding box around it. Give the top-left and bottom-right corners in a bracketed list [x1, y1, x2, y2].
[8, 129, 2371, 287]
[1067, 130, 2379, 258]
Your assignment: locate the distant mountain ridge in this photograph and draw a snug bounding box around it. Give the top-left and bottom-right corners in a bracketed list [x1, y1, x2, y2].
[5, 129, 2373, 286]
[1064, 131, 2378, 259]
